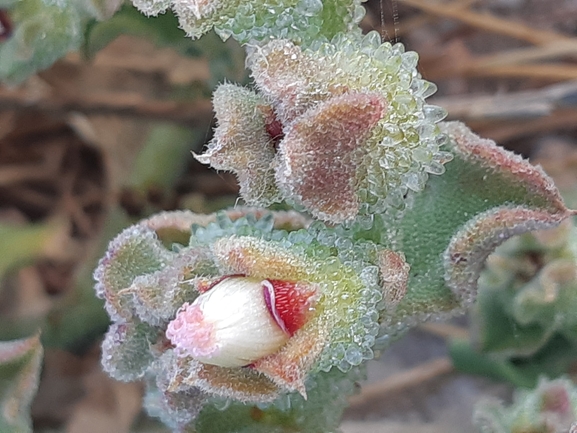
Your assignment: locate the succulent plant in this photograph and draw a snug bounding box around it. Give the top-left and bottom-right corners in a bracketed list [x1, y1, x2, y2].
[197, 33, 449, 223]
[91, 7, 575, 430]
[1, 0, 575, 430]
[95, 117, 574, 431]
[475, 378, 577, 433]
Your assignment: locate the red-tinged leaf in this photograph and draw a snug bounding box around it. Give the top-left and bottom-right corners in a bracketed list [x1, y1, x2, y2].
[0, 334, 43, 433]
[161, 352, 280, 403]
[142, 210, 216, 245]
[445, 206, 569, 307]
[211, 236, 312, 282]
[252, 320, 329, 397]
[276, 92, 386, 223]
[248, 39, 335, 124]
[94, 224, 176, 321]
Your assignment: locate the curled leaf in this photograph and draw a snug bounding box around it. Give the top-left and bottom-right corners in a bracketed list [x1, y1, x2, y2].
[445, 206, 568, 307]
[384, 121, 573, 333]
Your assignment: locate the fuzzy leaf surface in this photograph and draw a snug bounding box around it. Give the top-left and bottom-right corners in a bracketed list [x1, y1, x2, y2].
[378, 122, 573, 334]
[0, 334, 43, 433]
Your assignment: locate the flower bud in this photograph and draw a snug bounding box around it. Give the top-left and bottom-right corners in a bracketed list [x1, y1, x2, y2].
[166, 277, 315, 368]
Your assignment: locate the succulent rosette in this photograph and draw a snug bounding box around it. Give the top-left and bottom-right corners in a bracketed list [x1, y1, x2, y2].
[94, 209, 383, 430]
[197, 32, 451, 224]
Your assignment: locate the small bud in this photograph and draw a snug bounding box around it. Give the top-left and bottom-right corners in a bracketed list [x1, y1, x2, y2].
[166, 277, 314, 368]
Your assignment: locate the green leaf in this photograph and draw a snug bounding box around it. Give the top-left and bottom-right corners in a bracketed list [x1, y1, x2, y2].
[193, 367, 363, 433]
[0, 334, 43, 433]
[450, 335, 577, 388]
[475, 283, 553, 356]
[380, 122, 573, 334]
[82, 5, 189, 58]
[0, 0, 83, 83]
[127, 124, 203, 194]
[450, 338, 536, 388]
[0, 220, 66, 285]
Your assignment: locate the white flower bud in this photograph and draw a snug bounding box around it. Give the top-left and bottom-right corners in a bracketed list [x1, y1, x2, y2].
[166, 277, 289, 368]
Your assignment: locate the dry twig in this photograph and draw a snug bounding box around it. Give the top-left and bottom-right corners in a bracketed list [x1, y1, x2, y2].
[400, 0, 570, 46]
[418, 322, 470, 340]
[0, 85, 213, 125]
[473, 109, 577, 142]
[432, 80, 577, 121]
[348, 357, 455, 409]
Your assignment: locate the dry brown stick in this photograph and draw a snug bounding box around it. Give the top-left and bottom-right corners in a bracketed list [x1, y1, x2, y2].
[472, 40, 577, 69]
[0, 86, 214, 126]
[467, 64, 577, 81]
[427, 62, 577, 82]
[0, 165, 55, 186]
[395, 0, 478, 37]
[427, 43, 577, 81]
[432, 80, 577, 121]
[0, 143, 65, 186]
[400, 0, 570, 46]
[474, 109, 577, 143]
[5, 185, 56, 209]
[348, 357, 454, 409]
[418, 322, 469, 340]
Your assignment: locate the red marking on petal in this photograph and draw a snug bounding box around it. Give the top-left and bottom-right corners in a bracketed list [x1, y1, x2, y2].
[263, 280, 316, 336]
[0, 10, 12, 42]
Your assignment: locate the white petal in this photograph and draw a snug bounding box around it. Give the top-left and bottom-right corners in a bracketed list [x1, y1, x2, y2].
[167, 277, 288, 368]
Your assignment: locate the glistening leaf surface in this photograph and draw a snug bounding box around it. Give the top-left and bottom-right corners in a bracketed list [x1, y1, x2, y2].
[382, 122, 573, 331]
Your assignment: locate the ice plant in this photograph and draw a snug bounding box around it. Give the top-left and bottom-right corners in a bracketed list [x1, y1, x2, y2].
[133, 0, 364, 44]
[2, 0, 572, 431]
[95, 119, 575, 431]
[474, 378, 577, 433]
[87, 0, 577, 428]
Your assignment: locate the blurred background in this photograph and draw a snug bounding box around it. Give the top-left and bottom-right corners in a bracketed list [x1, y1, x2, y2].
[1, 0, 577, 431]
